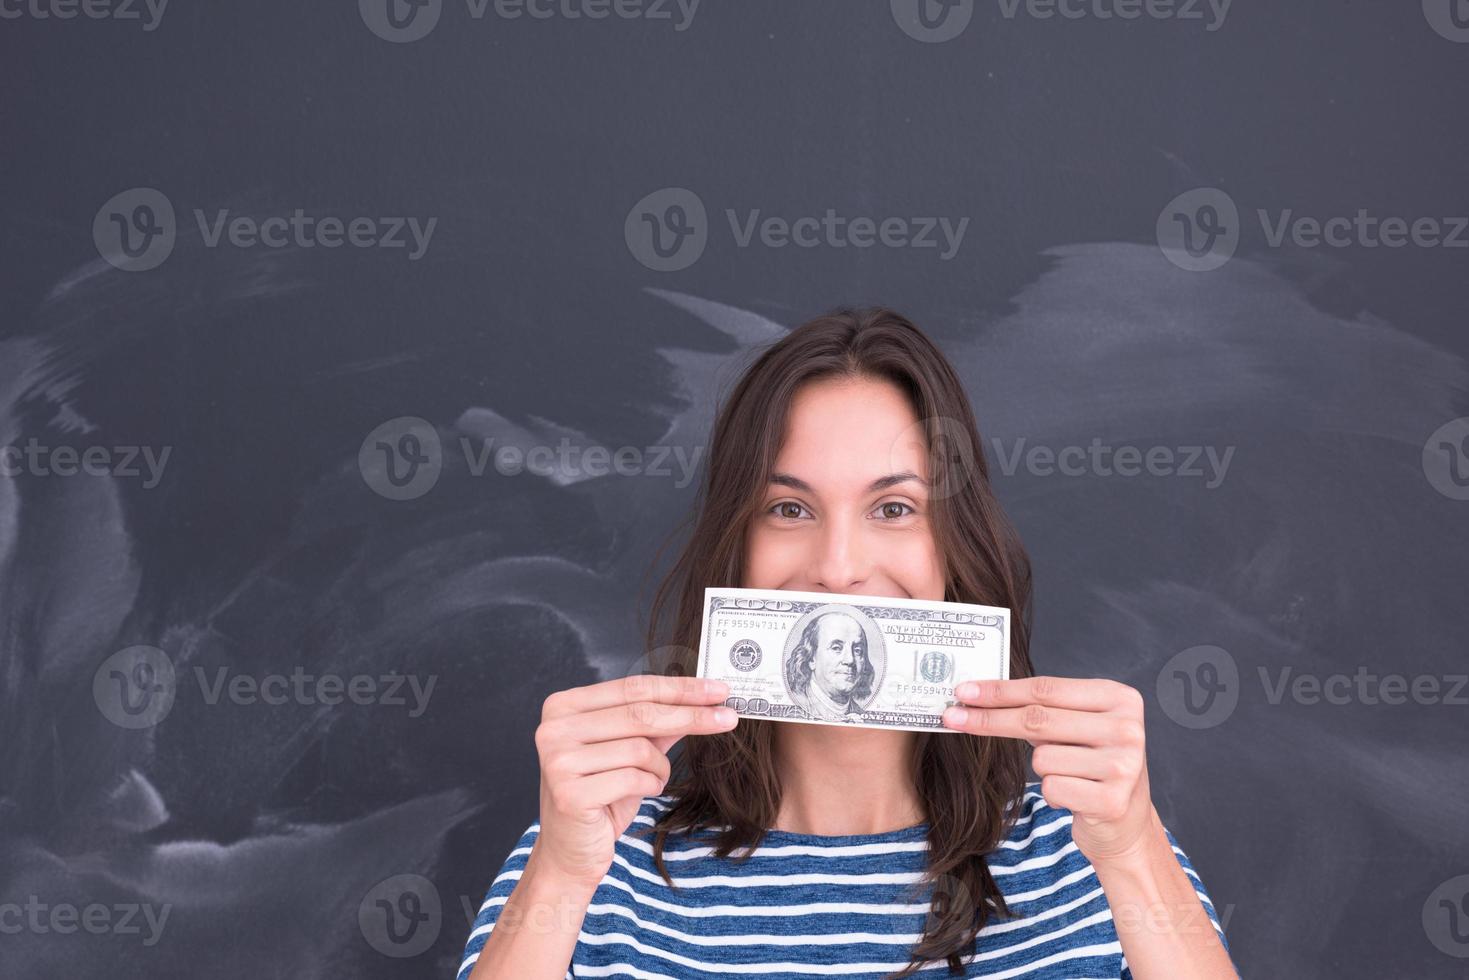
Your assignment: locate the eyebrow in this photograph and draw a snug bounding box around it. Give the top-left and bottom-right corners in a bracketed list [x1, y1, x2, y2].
[769, 470, 923, 494]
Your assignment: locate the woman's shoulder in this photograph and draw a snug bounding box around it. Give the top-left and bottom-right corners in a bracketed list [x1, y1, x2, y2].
[602, 795, 709, 886]
[996, 783, 1218, 900]
[623, 792, 676, 827]
[622, 787, 1072, 848]
[615, 786, 1166, 862]
[619, 793, 697, 845]
[990, 781, 1086, 869]
[624, 788, 1072, 853]
[1000, 780, 1202, 860]
[1004, 780, 1072, 834]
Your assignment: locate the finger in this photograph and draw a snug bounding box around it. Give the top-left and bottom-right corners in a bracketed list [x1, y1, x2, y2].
[1039, 773, 1128, 820]
[941, 703, 1131, 746]
[546, 674, 730, 720]
[564, 767, 668, 809]
[954, 676, 1134, 713]
[555, 737, 673, 781]
[1029, 743, 1116, 781]
[564, 700, 738, 744]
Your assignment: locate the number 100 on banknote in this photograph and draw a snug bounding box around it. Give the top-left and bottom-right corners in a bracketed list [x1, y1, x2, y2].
[696, 587, 1011, 733]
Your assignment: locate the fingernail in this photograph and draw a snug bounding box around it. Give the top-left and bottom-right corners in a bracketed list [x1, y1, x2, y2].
[955, 682, 978, 700]
[715, 707, 736, 724]
[945, 707, 968, 726]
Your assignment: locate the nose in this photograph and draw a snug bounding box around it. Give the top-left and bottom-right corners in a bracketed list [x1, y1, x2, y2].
[811, 514, 870, 594]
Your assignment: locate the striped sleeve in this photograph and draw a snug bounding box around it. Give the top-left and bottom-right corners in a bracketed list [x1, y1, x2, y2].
[1119, 825, 1236, 980]
[456, 821, 575, 980]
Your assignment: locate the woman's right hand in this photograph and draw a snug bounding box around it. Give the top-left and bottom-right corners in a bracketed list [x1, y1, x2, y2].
[530, 673, 738, 888]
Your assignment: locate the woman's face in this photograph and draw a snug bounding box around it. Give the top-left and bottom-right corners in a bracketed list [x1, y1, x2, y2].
[744, 375, 946, 602]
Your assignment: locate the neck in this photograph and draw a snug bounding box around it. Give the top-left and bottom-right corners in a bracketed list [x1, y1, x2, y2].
[770, 723, 925, 836]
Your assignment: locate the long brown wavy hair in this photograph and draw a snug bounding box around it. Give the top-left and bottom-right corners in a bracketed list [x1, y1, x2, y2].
[635, 306, 1035, 977]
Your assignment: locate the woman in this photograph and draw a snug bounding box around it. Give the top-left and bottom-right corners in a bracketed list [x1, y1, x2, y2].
[459, 308, 1238, 979]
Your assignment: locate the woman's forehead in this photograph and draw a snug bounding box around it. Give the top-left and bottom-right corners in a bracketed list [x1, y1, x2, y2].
[775, 385, 928, 482]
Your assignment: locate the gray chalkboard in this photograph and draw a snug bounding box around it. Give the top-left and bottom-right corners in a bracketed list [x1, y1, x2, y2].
[2, 2, 1467, 977]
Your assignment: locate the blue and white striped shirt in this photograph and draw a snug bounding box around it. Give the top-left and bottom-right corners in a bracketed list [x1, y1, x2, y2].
[458, 783, 1232, 978]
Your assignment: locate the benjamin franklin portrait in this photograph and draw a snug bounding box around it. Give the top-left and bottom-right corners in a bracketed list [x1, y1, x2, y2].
[782, 607, 882, 722]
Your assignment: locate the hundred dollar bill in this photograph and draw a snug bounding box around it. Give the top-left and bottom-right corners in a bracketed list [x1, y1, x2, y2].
[696, 587, 1010, 733]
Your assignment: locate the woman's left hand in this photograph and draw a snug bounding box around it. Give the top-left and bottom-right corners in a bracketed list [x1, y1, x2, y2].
[942, 675, 1161, 866]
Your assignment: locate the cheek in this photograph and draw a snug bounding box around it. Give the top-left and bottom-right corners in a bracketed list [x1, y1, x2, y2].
[889, 538, 945, 597]
[742, 525, 801, 588]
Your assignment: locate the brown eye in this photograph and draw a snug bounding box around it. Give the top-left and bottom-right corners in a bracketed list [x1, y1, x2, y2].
[876, 502, 915, 521]
[770, 501, 809, 520]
